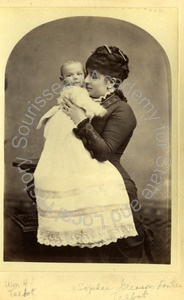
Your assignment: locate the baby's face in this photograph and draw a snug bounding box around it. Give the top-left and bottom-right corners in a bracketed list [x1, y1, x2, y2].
[62, 62, 85, 87]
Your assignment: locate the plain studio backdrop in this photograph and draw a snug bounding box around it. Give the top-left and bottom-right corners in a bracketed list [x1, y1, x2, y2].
[5, 16, 171, 207]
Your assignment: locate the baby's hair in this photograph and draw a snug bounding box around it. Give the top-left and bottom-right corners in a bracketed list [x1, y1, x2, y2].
[60, 60, 85, 77]
[86, 45, 129, 102]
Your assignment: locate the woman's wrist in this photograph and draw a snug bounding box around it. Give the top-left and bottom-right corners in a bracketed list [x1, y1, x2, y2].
[77, 118, 90, 128]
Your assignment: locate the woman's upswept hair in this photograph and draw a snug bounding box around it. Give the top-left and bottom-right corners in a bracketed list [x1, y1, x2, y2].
[86, 45, 129, 102]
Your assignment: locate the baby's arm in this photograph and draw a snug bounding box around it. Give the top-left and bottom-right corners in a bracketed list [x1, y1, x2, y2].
[58, 86, 107, 119]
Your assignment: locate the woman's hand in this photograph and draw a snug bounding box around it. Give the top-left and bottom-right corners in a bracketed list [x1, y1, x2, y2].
[61, 97, 87, 125]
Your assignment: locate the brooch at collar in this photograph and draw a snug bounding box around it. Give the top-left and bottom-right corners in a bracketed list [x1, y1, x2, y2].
[101, 94, 120, 108]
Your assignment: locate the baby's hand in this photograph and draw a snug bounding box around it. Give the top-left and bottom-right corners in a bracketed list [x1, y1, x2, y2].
[61, 98, 87, 124]
[57, 94, 69, 106]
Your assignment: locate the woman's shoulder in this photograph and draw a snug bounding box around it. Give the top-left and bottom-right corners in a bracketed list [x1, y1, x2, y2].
[114, 96, 133, 110]
[103, 94, 136, 118]
[115, 99, 137, 126]
[103, 93, 131, 108]
[116, 98, 136, 117]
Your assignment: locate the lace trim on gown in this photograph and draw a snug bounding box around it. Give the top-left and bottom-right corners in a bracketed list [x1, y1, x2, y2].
[37, 223, 137, 248]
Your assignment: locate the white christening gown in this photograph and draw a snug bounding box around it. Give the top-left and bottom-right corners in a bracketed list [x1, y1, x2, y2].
[34, 102, 137, 248]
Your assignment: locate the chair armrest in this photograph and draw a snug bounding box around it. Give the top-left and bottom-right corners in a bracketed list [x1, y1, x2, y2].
[12, 159, 39, 173]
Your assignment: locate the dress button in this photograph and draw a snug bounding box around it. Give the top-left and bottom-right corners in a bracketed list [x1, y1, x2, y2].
[86, 123, 93, 130]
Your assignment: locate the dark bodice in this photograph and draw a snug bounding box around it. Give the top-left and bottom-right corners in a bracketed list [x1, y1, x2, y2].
[73, 93, 137, 182]
[91, 94, 137, 161]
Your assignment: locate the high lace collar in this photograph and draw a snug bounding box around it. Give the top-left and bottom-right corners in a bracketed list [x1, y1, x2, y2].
[92, 92, 114, 103]
[93, 92, 121, 109]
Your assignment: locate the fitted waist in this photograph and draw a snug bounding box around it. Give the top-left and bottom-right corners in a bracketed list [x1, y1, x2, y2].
[109, 155, 132, 181]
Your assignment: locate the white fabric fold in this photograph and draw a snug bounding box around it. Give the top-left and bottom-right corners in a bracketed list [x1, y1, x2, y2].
[36, 106, 60, 129]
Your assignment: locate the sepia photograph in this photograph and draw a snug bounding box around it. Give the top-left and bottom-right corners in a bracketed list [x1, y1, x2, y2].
[1, 3, 183, 300]
[4, 15, 171, 265]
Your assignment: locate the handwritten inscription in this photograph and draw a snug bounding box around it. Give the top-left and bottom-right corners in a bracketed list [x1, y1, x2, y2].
[5, 279, 36, 298]
[78, 278, 182, 299]
[79, 282, 112, 294]
[157, 280, 182, 290]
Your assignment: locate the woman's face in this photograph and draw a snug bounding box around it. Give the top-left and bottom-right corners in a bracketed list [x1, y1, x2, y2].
[84, 69, 111, 98]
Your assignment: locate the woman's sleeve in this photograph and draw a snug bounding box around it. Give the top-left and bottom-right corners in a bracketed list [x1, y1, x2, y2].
[73, 103, 137, 162]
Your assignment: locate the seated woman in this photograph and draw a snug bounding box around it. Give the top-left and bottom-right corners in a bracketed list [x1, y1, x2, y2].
[60, 45, 154, 263]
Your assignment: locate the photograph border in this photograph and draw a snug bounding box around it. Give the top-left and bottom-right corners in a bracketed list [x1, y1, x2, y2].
[0, 1, 183, 300]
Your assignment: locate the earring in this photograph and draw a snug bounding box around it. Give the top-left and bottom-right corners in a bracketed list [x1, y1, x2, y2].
[107, 86, 115, 93]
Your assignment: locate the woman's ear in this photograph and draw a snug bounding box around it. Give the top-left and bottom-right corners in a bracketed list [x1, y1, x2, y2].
[107, 77, 116, 90]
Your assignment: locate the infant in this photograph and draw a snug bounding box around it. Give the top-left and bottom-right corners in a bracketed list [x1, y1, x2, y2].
[37, 60, 106, 129]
